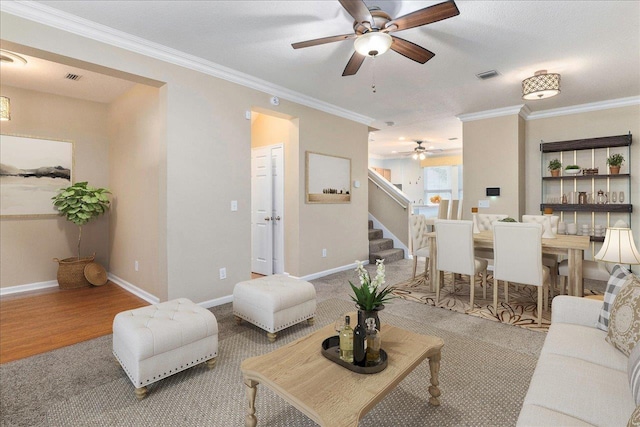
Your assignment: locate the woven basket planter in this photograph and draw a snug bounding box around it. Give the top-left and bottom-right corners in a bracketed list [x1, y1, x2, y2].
[54, 255, 95, 289]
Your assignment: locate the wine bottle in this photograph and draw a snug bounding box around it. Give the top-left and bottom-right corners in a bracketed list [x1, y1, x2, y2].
[339, 315, 354, 363]
[365, 318, 381, 364]
[353, 318, 367, 366]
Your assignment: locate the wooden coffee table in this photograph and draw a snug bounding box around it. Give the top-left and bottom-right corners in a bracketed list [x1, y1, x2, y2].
[240, 314, 444, 427]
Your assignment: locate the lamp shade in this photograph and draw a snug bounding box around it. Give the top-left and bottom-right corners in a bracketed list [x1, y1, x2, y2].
[354, 32, 392, 57]
[0, 96, 10, 121]
[595, 228, 640, 265]
[522, 70, 560, 100]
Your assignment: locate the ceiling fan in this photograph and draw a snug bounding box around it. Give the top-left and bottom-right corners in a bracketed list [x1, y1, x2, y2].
[292, 0, 460, 76]
[399, 141, 443, 159]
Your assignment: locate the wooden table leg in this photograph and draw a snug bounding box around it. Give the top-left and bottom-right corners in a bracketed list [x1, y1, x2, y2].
[244, 378, 259, 427]
[428, 235, 437, 292]
[568, 249, 584, 297]
[428, 350, 442, 406]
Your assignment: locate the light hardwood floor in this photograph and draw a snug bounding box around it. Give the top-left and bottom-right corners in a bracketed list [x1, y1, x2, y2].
[0, 282, 147, 364]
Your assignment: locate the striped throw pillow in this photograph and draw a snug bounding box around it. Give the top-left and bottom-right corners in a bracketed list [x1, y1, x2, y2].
[630, 344, 640, 406]
[597, 264, 632, 331]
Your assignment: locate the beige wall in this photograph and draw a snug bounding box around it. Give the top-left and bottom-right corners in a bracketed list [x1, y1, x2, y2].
[462, 114, 523, 219]
[525, 105, 640, 248]
[1, 12, 369, 300]
[108, 84, 164, 299]
[0, 85, 110, 288]
[368, 179, 410, 247]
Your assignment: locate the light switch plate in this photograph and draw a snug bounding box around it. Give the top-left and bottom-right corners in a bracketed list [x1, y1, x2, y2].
[231, 200, 238, 211]
[478, 199, 490, 208]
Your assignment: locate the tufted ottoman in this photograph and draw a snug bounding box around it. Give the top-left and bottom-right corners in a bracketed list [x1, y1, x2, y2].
[233, 275, 316, 342]
[113, 298, 218, 399]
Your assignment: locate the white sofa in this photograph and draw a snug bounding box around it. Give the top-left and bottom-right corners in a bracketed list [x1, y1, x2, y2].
[517, 296, 636, 426]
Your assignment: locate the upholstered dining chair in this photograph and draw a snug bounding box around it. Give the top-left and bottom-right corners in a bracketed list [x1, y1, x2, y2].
[449, 200, 461, 220]
[522, 214, 560, 293]
[437, 200, 450, 220]
[492, 222, 550, 326]
[409, 214, 430, 279]
[473, 213, 509, 264]
[434, 220, 488, 307]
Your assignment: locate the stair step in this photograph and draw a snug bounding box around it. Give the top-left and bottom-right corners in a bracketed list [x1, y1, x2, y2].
[369, 238, 394, 253]
[368, 229, 383, 240]
[370, 248, 404, 265]
[368, 220, 374, 230]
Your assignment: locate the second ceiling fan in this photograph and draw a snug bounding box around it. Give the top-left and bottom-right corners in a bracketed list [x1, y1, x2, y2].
[292, 0, 460, 76]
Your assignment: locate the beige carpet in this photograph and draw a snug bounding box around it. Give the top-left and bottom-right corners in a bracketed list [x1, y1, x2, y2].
[1, 298, 538, 427]
[392, 273, 601, 333]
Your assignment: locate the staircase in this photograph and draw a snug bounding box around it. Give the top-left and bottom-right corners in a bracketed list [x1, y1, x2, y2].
[368, 220, 405, 265]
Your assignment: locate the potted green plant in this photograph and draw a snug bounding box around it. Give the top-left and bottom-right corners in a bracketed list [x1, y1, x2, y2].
[564, 164, 581, 175]
[52, 182, 111, 289]
[606, 154, 624, 174]
[548, 159, 562, 177]
[349, 259, 395, 331]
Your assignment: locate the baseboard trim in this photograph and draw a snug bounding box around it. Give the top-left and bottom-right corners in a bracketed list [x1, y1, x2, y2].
[198, 294, 234, 309]
[107, 273, 159, 304]
[292, 261, 369, 282]
[368, 213, 410, 258]
[0, 280, 58, 296]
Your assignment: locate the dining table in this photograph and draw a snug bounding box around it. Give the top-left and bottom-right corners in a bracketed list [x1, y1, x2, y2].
[426, 229, 591, 297]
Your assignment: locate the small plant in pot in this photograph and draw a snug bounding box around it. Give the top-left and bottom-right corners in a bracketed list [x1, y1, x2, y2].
[548, 159, 562, 177]
[606, 154, 624, 174]
[52, 182, 111, 289]
[564, 164, 581, 175]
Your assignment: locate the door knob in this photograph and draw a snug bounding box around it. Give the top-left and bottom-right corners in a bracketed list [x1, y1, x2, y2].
[275, 216, 281, 221]
[264, 217, 271, 221]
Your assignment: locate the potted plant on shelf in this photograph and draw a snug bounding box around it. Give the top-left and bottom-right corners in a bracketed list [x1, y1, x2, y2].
[52, 182, 111, 289]
[606, 154, 624, 175]
[548, 159, 562, 177]
[564, 164, 581, 175]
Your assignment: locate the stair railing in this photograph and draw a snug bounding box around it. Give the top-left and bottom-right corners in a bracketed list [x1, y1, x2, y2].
[368, 168, 412, 248]
[367, 168, 411, 210]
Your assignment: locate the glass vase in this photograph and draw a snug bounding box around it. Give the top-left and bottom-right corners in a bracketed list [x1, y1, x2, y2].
[357, 304, 384, 331]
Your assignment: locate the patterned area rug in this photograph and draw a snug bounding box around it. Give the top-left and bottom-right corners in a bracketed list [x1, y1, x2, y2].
[392, 273, 601, 332]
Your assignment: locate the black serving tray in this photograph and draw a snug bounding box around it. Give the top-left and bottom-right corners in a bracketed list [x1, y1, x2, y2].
[321, 336, 387, 374]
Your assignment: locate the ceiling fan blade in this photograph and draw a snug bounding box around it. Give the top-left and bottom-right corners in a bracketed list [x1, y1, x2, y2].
[339, 0, 374, 26]
[390, 36, 435, 64]
[292, 33, 356, 49]
[386, 0, 460, 32]
[342, 51, 366, 76]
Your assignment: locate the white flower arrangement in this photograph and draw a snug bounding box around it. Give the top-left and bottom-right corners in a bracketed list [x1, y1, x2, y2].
[349, 259, 394, 311]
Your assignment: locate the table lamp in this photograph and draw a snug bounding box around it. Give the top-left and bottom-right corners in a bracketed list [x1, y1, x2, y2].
[594, 228, 640, 267]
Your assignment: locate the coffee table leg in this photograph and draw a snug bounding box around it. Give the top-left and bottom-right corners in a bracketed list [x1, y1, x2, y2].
[428, 350, 442, 406]
[244, 378, 259, 427]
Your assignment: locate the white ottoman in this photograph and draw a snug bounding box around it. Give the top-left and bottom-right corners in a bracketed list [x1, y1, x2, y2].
[113, 298, 218, 399]
[233, 275, 316, 342]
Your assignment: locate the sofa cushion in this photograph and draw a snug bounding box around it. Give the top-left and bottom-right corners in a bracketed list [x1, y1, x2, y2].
[629, 344, 640, 406]
[517, 404, 594, 427]
[521, 352, 636, 426]
[598, 264, 632, 331]
[543, 323, 627, 372]
[607, 275, 640, 356]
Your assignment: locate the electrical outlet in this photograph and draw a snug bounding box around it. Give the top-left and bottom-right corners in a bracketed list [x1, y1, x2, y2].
[478, 199, 490, 208]
[134, 260, 139, 271]
[219, 267, 227, 280]
[231, 200, 238, 211]
[322, 249, 327, 258]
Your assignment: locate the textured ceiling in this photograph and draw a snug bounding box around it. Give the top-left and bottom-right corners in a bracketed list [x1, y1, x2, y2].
[4, 1, 640, 157]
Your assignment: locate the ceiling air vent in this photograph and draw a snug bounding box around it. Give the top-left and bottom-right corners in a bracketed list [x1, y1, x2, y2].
[475, 70, 499, 80]
[65, 73, 82, 81]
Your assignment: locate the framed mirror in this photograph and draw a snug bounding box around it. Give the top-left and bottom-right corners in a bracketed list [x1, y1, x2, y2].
[305, 151, 351, 204]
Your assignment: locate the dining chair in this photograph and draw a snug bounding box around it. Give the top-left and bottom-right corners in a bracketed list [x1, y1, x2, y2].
[434, 220, 488, 307]
[409, 214, 430, 279]
[522, 214, 560, 293]
[449, 200, 461, 220]
[437, 200, 450, 220]
[473, 213, 509, 265]
[492, 222, 550, 326]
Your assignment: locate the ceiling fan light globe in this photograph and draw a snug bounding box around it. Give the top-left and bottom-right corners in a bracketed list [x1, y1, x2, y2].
[412, 153, 418, 160]
[419, 153, 426, 160]
[354, 32, 392, 57]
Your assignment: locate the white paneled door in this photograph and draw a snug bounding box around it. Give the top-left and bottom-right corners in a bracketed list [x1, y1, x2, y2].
[251, 144, 284, 275]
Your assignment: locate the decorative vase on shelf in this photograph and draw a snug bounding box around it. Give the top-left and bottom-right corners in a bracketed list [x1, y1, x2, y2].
[542, 214, 556, 239]
[357, 305, 383, 332]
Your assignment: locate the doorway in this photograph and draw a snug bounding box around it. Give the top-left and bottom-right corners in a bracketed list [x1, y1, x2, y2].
[251, 143, 284, 275]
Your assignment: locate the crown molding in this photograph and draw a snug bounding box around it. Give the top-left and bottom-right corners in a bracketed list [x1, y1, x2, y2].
[456, 105, 526, 122]
[0, 1, 374, 126]
[524, 96, 640, 120]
